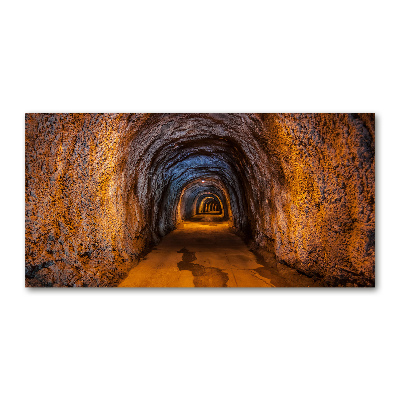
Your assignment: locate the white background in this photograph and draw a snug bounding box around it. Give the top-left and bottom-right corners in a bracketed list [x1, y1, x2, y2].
[1, 1, 399, 399]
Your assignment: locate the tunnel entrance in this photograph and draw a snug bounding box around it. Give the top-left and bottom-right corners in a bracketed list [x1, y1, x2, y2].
[198, 195, 222, 214]
[199, 197, 220, 214]
[177, 177, 231, 224]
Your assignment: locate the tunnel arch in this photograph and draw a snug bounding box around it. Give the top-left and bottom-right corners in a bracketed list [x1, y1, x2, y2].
[200, 198, 220, 213]
[197, 193, 223, 214]
[120, 114, 273, 242]
[177, 177, 232, 222]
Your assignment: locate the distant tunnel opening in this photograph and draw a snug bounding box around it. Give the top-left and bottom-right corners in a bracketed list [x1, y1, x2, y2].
[198, 196, 222, 214]
[177, 177, 231, 223]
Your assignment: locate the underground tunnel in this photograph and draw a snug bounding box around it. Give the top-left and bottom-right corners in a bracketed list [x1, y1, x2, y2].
[25, 113, 375, 287]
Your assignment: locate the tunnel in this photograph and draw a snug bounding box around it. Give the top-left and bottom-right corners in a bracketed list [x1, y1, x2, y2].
[25, 113, 375, 287]
[198, 195, 222, 214]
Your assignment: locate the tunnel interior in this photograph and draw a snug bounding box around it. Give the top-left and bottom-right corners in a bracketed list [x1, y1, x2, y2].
[25, 113, 375, 287]
[178, 178, 230, 222]
[197, 194, 222, 214]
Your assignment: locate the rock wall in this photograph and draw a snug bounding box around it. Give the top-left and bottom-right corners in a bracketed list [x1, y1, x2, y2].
[25, 113, 375, 286]
[257, 114, 375, 286]
[25, 113, 151, 286]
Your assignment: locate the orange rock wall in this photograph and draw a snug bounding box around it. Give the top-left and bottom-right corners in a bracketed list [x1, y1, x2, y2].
[257, 114, 375, 285]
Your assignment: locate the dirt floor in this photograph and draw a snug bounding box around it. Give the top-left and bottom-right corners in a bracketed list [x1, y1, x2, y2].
[118, 214, 320, 287]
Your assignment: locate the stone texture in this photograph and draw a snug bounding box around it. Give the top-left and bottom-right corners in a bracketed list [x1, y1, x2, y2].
[25, 113, 375, 287]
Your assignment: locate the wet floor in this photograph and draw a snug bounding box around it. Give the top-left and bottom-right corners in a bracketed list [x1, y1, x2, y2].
[118, 215, 317, 287]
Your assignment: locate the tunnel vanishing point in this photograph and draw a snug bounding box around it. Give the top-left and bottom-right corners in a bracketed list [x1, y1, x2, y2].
[25, 113, 375, 287]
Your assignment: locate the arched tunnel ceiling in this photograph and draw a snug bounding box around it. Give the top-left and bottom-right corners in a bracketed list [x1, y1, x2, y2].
[197, 194, 223, 214]
[25, 113, 375, 287]
[123, 113, 272, 238]
[179, 178, 230, 221]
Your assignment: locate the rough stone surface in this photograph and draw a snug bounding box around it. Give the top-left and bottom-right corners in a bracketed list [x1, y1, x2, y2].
[25, 113, 375, 287]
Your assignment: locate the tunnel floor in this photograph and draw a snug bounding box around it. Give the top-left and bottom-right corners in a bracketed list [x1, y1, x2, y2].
[118, 215, 319, 287]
